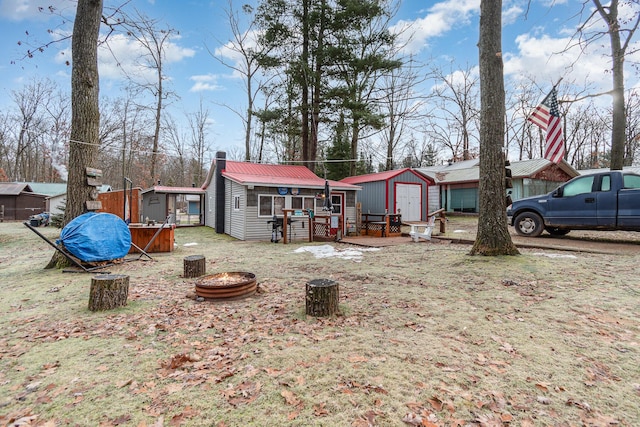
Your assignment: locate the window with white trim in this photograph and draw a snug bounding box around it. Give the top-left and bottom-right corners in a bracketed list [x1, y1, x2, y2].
[258, 195, 285, 216]
[259, 195, 316, 216]
[233, 195, 241, 211]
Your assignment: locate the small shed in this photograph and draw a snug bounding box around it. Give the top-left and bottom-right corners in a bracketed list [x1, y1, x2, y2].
[340, 168, 435, 222]
[0, 183, 47, 221]
[201, 151, 361, 241]
[141, 185, 206, 226]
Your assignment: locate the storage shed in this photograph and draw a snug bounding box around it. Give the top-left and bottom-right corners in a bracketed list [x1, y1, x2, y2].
[141, 185, 206, 226]
[340, 168, 436, 222]
[0, 183, 47, 221]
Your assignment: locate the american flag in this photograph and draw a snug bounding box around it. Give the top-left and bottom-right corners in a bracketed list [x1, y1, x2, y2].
[528, 88, 565, 164]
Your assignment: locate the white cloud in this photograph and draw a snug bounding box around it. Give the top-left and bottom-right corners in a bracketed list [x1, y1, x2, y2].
[189, 74, 222, 92]
[94, 32, 196, 83]
[391, 0, 481, 54]
[504, 32, 612, 90]
[0, 0, 75, 22]
[503, 4, 524, 26]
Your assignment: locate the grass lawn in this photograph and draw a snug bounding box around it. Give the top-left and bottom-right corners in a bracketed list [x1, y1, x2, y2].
[1, 221, 638, 426]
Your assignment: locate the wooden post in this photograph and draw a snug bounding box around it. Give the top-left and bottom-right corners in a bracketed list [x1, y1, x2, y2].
[184, 255, 206, 278]
[305, 279, 339, 317]
[89, 274, 129, 311]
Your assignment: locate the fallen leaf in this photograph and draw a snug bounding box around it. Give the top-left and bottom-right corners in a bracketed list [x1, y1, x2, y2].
[281, 389, 302, 407]
[535, 382, 549, 392]
[401, 412, 422, 426]
[427, 395, 443, 411]
[313, 402, 329, 416]
[116, 379, 133, 388]
[348, 354, 369, 363]
[500, 412, 513, 422]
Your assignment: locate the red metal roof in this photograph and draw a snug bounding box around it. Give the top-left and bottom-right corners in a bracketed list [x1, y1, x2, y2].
[222, 160, 360, 190]
[341, 168, 432, 184]
[149, 186, 206, 194]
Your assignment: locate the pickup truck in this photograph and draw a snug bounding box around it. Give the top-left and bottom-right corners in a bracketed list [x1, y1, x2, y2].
[507, 171, 640, 237]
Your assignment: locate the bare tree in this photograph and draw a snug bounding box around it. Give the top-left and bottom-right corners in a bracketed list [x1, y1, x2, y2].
[163, 114, 188, 186]
[187, 99, 211, 186]
[624, 89, 640, 164]
[505, 77, 541, 161]
[10, 78, 54, 181]
[430, 63, 480, 162]
[377, 56, 428, 170]
[120, 10, 178, 182]
[209, 1, 269, 162]
[470, 0, 518, 256]
[573, 0, 640, 169]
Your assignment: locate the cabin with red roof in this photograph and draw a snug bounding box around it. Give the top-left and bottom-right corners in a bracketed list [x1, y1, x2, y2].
[202, 152, 361, 241]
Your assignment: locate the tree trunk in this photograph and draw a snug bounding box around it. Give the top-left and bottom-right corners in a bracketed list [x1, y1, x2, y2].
[305, 279, 339, 317]
[184, 255, 206, 278]
[470, 0, 519, 256]
[300, 0, 310, 168]
[89, 274, 130, 311]
[65, 0, 102, 223]
[601, 0, 626, 170]
[49, 0, 103, 269]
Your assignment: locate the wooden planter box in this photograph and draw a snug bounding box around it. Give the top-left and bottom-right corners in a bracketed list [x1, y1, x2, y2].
[128, 223, 175, 253]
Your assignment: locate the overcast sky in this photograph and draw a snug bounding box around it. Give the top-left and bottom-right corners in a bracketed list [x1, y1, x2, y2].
[1, 0, 638, 164]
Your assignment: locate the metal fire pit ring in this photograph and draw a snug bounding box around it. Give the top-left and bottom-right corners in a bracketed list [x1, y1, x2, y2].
[195, 272, 257, 300]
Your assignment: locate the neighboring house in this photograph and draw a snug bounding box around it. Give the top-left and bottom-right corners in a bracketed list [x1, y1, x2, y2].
[416, 158, 578, 213]
[141, 185, 206, 226]
[340, 168, 436, 222]
[201, 151, 361, 241]
[22, 182, 113, 216]
[0, 183, 47, 221]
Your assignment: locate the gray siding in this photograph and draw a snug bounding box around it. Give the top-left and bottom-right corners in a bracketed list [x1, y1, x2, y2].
[203, 170, 358, 241]
[227, 181, 246, 240]
[356, 171, 432, 220]
[359, 181, 387, 214]
[142, 192, 167, 222]
[205, 189, 215, 229]
[428, 185, 440, 213]
[344, 205, 357, 227]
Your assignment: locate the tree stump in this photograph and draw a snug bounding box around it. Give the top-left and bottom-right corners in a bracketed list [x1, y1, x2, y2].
[305, 279, 339, 317]
[88, 274, 130, 311]
[184, 255, 206, 278]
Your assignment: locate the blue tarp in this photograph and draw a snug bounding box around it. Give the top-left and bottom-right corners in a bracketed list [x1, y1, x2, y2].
[57, 212, 131, 262]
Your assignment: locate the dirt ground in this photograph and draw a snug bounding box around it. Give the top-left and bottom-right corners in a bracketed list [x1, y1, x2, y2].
[1, 218, 639, 426]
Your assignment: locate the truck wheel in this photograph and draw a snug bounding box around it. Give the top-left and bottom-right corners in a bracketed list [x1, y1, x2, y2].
[545, 227, 570, 236]
[514, 212, 544, 237]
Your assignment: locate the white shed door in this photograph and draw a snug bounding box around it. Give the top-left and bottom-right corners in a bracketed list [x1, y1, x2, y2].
[396, 183, 422, 221]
